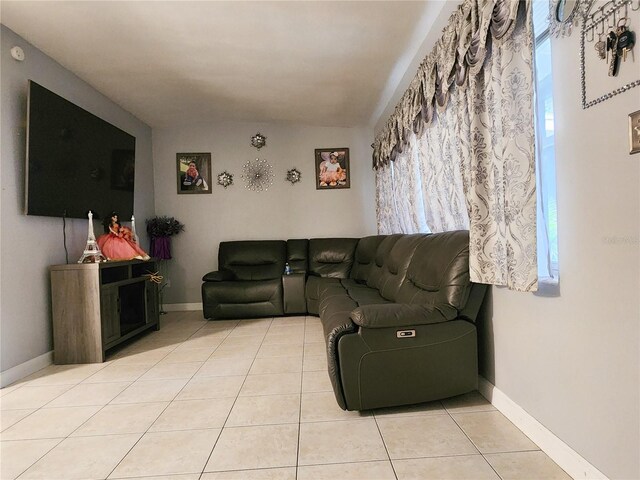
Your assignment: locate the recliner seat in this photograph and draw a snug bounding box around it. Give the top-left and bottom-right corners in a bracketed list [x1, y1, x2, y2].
[201, 240, 286, 319]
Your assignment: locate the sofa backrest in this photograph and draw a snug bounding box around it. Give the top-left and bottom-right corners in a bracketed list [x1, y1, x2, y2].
[365, 234, 402, 289]
[396, 230, 473, 313]
[286, 239, 308, 274]
[367, 234, 426, 301]
[308, 238, 359, 278]
[349, 235, 387, 283]
[219, 240, 286, 281]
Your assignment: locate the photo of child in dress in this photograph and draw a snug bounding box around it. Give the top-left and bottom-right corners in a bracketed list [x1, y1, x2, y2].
[177, 153, 211, 194]
[315, 148, 350, 189]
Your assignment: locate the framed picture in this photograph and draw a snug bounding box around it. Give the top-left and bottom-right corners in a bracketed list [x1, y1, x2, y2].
[315, 148, 350, 190]
[177, 152, 212, 194]
[629, 110, 640, 155]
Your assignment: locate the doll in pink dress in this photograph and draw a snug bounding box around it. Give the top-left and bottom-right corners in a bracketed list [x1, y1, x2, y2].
[97, 212, 150, 261]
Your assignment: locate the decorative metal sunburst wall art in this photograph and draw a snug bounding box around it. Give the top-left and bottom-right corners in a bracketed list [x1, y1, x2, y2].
[242, 158, 274, 192]
[251, 132, 267, 150]
[286, 168, 302, 185]
[217, 171, 234, 188]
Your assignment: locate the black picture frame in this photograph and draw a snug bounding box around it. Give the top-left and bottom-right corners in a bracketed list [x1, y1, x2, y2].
[314, 148, 350, 190]
[177, 152, 212, 194]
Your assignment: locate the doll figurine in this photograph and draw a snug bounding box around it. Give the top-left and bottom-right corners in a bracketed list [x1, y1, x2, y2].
[97, 212, 150, 261]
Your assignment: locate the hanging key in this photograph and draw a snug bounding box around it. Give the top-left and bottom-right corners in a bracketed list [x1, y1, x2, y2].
[595, 32, 607, 60]
[608, 29, 620, 76]
[618, 27, 636, 62]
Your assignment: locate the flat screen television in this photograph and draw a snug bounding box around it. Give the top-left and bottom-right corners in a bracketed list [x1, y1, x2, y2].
[25, 80, 136, 220]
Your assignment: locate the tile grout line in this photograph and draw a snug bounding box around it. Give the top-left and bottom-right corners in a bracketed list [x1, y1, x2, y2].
[104, 317, 202, 478]
[198, 316, 276, 478]
[445, 405, 505, 479]
[2, 313, 208, 479]
[2, 345, 158, 479]
[372, 410, 400, 480]
[295, 315, 307, 480]
[103, 311, 222, 479]
[4, 436, 66, 480]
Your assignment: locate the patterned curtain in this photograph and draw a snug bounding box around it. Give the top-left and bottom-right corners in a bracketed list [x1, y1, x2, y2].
[373, 0, 537, 292]
[375, 166, 399, 234]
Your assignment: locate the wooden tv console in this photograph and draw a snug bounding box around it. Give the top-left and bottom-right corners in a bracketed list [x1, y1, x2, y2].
[50, 259, 160, 364]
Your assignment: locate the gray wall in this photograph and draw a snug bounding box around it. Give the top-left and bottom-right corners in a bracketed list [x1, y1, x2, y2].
[0, 26, 155, 374]
[480, 17, 639, 479]
[372, 8, 639, 480]
[152, 121, 377, 304]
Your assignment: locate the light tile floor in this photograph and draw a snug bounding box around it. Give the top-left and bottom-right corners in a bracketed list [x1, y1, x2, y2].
[0, 312, 572, 480]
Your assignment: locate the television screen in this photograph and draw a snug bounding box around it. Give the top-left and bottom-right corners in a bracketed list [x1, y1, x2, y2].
[25, 80, 136, 220]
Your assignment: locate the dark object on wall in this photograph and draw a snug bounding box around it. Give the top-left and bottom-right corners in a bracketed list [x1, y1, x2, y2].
[25, 80, 136, 220]
[251, 132, 267, 149]
[315, 148, 350, 190]
[286, 168, 302, 184]
[177, 152, 211, 194]
[217, 171, 234, 188]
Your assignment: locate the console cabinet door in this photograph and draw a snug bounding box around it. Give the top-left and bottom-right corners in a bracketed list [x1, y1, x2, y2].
[100, 286, 120, 345]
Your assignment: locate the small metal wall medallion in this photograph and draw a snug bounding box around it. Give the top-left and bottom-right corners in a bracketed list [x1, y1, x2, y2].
[217, 171, 234, 188]
[286, 168, 302, 185]
[251, 132, 267, 150]
[242, 158, 274, 192]
[549, 0, 593, 38]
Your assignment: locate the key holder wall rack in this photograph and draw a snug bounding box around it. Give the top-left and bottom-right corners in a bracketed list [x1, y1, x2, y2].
[581, 0, 640, 108]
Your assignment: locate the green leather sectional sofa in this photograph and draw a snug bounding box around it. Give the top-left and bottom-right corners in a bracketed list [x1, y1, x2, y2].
[202, 231, 487, 411]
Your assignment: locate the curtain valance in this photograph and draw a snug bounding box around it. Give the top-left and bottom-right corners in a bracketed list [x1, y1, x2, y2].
[372, 0, 521, 169]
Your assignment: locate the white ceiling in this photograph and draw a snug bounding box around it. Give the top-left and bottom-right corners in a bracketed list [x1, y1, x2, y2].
[1, 1, 434, 129]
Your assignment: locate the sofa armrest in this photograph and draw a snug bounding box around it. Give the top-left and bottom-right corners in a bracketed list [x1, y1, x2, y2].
[202, 270, 235, 282]
[350, 303, 457, 329]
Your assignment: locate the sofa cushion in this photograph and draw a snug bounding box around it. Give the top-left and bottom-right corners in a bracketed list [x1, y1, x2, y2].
[305, 276, 341, 315]
[219, 240, 286, 281]
[396, 230, 471, 311]
[339, 279, 390, 306]
[366, 234, 402, 290]
[202, 278, 284, 319]
[350, 235, 387, 283]
[202, 270, 234, 282]
[367, 234, 427, 301]
[308, 238, 359, 278]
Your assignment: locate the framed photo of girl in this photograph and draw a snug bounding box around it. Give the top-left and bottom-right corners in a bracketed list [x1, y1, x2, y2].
[315, 148, 350, 190]
[177, 152, 212, 194]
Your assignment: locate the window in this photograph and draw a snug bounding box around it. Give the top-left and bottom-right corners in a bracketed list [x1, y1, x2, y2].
[532, 0, 560, 293]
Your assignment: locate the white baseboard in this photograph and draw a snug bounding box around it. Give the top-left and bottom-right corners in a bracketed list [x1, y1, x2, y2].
[477, 376, 608, 480]
[163, 302, 202, 312]
[1, 351, 53, 388]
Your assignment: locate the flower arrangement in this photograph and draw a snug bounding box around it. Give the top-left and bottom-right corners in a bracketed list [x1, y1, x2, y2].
[146, 216, 184, 237]
[145, 216, 184, 259]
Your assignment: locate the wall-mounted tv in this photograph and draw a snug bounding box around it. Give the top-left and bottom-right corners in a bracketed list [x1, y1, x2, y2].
[25, 80, 136, 220]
